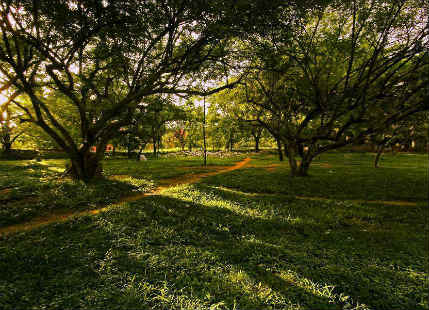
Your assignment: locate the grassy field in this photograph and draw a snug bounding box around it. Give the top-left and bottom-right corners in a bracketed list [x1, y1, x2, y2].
[0, 152, 427, 310]
[211, 152, 428, 203]
[0, 154, 244, 227]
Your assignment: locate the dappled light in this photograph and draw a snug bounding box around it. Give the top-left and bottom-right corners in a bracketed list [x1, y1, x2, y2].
[0, 157, 250, 236]
[1, 153, 428, 309]
[0, 0, 427, 308]
[2, 168, 427, 309]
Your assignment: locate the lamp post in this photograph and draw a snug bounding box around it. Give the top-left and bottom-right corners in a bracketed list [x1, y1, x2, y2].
[202, 96, 207, 166]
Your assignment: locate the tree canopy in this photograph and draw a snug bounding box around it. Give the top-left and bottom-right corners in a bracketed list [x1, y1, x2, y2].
[0, 0, 285, 180]
[0, 0, 427, 179]
[211, 0, 429, 175]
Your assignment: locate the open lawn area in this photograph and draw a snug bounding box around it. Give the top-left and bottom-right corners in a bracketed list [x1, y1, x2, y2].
[0, 152, 428, 310]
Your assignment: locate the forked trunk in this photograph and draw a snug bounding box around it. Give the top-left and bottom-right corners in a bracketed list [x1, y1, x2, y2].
[66, 152, 103, 182]
[296, 160, 310, 176]
[288, 158, 311, 176]
[286, 142, 312, 176]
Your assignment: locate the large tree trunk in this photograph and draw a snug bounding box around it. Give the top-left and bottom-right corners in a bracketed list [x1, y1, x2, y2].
[67, 151, 103, 182]
[286, 142, 312, 176]
[286, 143, 297, 172]
[288, 158, 311, 176]
[296, 159, 311, 176]
[157, 134, 162, 153]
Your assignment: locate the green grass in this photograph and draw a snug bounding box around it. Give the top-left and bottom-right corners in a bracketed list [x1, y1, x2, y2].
[0, 152, 427, 309]
[218, 152, 428, 203]
[0, 160, 152, 227]
[104, 154, 245, 180]
[0, 155, 244, 227]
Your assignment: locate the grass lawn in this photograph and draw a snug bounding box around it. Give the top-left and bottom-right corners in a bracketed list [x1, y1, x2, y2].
[0, 154, 244, 227]
[0, 152, 427, 309]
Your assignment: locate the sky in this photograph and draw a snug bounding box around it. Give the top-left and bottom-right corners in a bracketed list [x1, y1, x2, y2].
[0, 94, 7, 106]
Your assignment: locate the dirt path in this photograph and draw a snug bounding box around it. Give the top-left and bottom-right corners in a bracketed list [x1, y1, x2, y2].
[214, 186, 418, 207]
[264, 164, 280, 172]
[294, 196, 417, 206]
[0, 157, 251, 237]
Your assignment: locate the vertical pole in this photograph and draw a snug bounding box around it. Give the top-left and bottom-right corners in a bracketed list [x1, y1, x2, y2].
[203, 96, 207, 166]
[156, 110, 159, 159]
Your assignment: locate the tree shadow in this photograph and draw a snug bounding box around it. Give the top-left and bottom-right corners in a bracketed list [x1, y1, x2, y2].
[0, 184, 427, 309]
[0, 165, 153, 228]
[122, 186, 427, 310]
[202, 165, 428, 203]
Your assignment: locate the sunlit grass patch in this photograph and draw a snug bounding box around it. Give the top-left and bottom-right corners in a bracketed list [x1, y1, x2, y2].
[103, 155, 246, 182]
[0, 152, 427, 309]
[0, 161, 154, 227]
[203, 153, 428, 203]
[1, 183, 427, 309]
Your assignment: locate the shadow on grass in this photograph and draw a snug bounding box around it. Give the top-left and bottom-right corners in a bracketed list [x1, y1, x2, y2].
[203, 165, 428, 203]
[0, 163, 153, 228]
[1, 183, 427, 309]
[144, 188, 427, 310]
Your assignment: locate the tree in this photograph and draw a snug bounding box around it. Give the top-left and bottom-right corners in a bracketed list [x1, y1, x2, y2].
[173, 128, 187, 151]
[0, 72, 22, 152]
[237, 0, 429, 175]
[0, 0, 279, 181]
[0, 119, 21, 153]
[115, 96, 186, 158]
[184, 106, 204, 152]
[0, 102, 20, 152]
[170, 100, 204, 152]
[145, 96, 187, 158]
[371, 112, 429, 167]
[210, 89, 267, 152]
[207, 104, 239, 151]
[238, 121, 265, 152]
